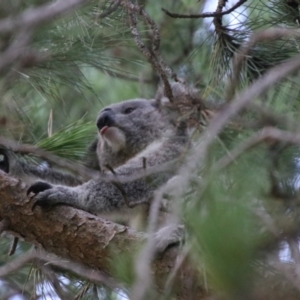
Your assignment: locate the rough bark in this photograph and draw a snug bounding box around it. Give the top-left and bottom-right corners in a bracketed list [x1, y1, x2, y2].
[0, 171, 206, 299]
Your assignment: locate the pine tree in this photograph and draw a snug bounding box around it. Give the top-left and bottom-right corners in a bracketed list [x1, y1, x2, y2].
[2, 0, 300, 299]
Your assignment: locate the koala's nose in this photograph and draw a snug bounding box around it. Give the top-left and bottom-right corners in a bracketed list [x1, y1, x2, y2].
[96, 111, 115, 131]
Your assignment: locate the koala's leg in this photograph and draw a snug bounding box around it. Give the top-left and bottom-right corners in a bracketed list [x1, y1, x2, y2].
[27, 177, 154, 213]
[0, 148, 83, 186]
[22, 162, 83, 186]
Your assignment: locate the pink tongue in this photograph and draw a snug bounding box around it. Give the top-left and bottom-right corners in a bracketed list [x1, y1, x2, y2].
[100, 126, 108, 135]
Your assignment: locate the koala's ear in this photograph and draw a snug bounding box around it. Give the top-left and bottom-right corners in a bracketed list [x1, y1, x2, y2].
[150, 96, 171, 109]
[0, 149, 9, 173]
[153, 82, 203, 114]
[152, 83, 177, 109]
[154, 84, 165, 102]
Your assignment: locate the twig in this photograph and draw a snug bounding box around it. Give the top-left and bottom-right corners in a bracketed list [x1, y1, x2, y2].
[131, 174, 184, 299]
[255, 207, 279, 237]
[170, 20, 196, 66]
[139, 9, 177, 81]
[0, 250, 119, 289]
[289, 239, 300, 265]
[162, 0, 247, 19]
[8, 237, 19, 256]
[192, 52, 300, 161]
[0, 30, 32, 72]
[213, 0, 228, 31]
[131, 190, 164, 300]
[172, 50, 300, 210]
[272, 259, 300, 294]
[39, 263, 73, 300]
[127, 10, 173, 101]
[226, 27, 300, 101]
[102, 68, 153, 83]
[0, 218, 9, 235]
[1, 48, 49, 93]
[95, 0, 120, 19]
[216, 127, 300, 170]
[122, 0, 177, 102]
[0, 0, 90, 34]
[105, 164, 149, 208]
[288, 238, 300, 281]
[111, 180, 150, 208]
[249, 102, 300, 131]
[163, 245, 190, 296]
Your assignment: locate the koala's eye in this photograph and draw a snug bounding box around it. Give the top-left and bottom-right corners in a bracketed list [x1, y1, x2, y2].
[124, 107, 135, 114]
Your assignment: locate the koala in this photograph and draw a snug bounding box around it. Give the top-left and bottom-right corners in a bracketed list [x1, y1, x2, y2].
[28, 98, 189, 210]
[3, 83, 199, 251]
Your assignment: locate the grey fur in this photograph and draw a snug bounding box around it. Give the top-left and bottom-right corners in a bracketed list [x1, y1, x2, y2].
[0, 148, 82, 186]
[30, 97, 189, 214]
[10, 83, 194, 251]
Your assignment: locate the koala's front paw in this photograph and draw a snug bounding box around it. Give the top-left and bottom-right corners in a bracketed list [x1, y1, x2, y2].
[27, 181, 57, 211]
[27, 181, 53, 197]
[27, 183, 77, 211]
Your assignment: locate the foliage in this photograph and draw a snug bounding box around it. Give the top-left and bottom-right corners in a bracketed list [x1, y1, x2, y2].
[3, 0, 300, 299]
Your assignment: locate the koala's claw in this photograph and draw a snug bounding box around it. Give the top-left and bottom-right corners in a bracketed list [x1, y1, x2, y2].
[27, 182, 54, 211]
[32, 198, 54, 211]
[27, 181, 53, 197]
[29, 185, 77, 212]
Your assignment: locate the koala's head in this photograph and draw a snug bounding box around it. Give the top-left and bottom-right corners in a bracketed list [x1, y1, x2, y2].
[96, 98, 175, 168]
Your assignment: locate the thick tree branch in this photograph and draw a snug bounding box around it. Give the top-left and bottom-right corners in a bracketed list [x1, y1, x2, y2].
[0, 171, 204, 299]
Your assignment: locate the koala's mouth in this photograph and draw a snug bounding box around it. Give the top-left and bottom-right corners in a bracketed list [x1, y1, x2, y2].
[99, 126, 126, 152]
[100, 126, 109, 135]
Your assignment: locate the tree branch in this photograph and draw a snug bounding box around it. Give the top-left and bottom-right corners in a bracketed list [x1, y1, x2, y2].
[0, 249, 118, 290]
[0, 171, 204, 299]
[187, 52, 300, 172]
[162, 0, 247, 19]
[0, 0, 90, 34]
[226, 27, 300, 101]
[216, 127, 300, 170]
[122, 0, 177, 102]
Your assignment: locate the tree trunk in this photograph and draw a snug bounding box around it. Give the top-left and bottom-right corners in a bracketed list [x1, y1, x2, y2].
[0, 171, 206, 300]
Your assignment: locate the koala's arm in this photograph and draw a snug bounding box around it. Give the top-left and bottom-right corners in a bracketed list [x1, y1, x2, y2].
[0, 149, 83, 186]
[31, 175, 160, 212]
[28, 138, 184, 213]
